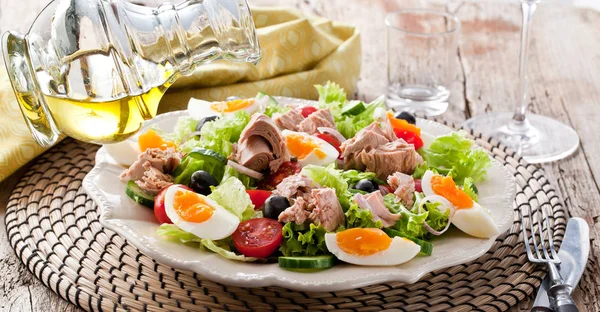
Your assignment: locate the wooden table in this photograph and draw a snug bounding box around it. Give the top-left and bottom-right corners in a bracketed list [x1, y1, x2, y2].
[1, 0, 599, 311]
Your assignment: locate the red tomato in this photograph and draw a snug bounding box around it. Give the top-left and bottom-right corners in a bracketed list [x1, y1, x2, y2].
[414, 179, 423, 193]
[232, 218, 283, 258]
[316, 133, 342, 157]
[299, 106, 318, 118]
[258, 161, 302, 190]
[154, 184, 191, 224]
[394, 129, 424, 150]
[246, 190, 272, 210]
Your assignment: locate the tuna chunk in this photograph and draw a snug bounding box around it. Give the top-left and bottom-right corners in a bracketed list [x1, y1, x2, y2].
[273, 109, 304, 132]
[354, 191, 401, 228]
[231, 136, 274, 173]
[134, 161, 174, 195]
[278, 197, 311, 225]
[387, 172, 415, 207]
[232, 114, 290, 172]
[120, 147, 181, 181]
[360, 140, 423, 180]
[272, 174, 320, 203]
[298, 109, 336, 134]
[341, 121, 422, 180]
[308, 188, 345, 231]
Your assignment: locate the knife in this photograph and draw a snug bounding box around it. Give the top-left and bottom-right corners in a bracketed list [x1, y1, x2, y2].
[532, 217, 590, 311]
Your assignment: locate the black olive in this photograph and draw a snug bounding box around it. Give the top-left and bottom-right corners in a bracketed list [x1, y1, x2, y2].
[355, 179, 377, 193]
[394, 111, 416, 125]
[195, 115, 218, 132]
[264, 196, 290, 220]
[190, 170, 219, 195]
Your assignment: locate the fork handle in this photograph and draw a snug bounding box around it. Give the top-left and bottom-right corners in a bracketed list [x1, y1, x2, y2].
[547, 262, 579, 312]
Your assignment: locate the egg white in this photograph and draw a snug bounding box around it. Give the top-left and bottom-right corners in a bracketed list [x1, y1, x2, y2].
[452, 202, 499, 238]
[163, 185, 240, 240]
[281, 130, 339, 167]
[188, 98, 260, 119]
[104, 139, 141, 166]
[325, 233, 421, 266]
[421, 170, 499, 238]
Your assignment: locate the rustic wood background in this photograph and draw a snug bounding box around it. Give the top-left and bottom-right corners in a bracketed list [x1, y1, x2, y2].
[1, 0, 599, 311]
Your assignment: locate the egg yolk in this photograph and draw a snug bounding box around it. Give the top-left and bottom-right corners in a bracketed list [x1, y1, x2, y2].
[336, 228, 392, 256]
[210, 99, 254, 113]
[286, 134, 326, 159]
[138, 129, 177, 151]
[172, 190, 215, 223]
[430, 175, 473, 209]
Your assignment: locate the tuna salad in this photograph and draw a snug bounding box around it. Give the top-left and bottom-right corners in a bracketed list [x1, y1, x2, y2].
[115, 82, 496, 270]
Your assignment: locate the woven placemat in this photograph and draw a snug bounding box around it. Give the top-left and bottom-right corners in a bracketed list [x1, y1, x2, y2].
[5, 120, 567, 312]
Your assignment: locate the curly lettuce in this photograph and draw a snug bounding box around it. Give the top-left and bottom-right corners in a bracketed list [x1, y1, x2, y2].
[179, 111, 250, 156]
[300, 164, 350, 211]
[344, 202, 383, 229]
[384, 194, 429, 239]
[417, 131, 491, 184]
[315, 81, 385, 139]
[280, 223, 329, 257]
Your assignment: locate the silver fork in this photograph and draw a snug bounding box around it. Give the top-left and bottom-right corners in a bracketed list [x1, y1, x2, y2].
[521, 203, 579, 312]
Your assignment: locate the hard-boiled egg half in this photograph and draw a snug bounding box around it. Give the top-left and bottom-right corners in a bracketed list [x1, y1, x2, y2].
[188, 98, 259, 119]
[104, 139, 140, 166]
[421, 170, 499, 238]
[281, 130, 339, 167]
[325, 228, 421, 266]
[164, 185, 240, 240]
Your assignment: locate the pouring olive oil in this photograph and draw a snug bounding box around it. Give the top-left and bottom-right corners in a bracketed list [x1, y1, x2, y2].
[44, 84, 170, 144]
[3, 0, 261, 147]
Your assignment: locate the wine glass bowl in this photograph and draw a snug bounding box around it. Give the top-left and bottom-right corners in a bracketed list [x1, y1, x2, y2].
[463, 0, 579, 163]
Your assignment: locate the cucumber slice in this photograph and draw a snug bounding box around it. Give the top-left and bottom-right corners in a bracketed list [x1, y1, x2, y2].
[125, 180, 155, 208]
[383, 228, 434, 256]
[342, 100, 366, 116]
[186, 148, 227, 165]
[278, 255, 335, 271]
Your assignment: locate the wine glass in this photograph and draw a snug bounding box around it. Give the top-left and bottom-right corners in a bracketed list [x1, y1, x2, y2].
[463, 0, 579, 163]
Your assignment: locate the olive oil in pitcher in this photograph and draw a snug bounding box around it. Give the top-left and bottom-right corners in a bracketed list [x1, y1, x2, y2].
[3, 0, 261, 147]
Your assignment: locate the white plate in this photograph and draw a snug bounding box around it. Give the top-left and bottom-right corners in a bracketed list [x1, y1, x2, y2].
[83, 97, 516, 292]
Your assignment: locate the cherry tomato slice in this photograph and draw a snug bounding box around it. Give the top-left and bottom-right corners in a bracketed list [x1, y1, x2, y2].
[316, 133, 342, 157]
[246, 190, 272, 210]
[299, 106, 318, 118]
[258, 161, 302, 190]
[232, 218, 283, 258]
[154, 184, 192, 224]
[414, 179, 423, 193]
[394, 129, 424, 150]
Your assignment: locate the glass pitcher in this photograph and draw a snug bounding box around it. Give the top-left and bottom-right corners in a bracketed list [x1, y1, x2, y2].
[2, 0, 261, 147]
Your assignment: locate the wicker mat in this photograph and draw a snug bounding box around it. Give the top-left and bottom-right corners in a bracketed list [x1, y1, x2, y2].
[5, 121, 567, 312]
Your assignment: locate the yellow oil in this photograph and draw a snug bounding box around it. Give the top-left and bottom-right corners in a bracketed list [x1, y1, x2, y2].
[44, 84, 170, 144]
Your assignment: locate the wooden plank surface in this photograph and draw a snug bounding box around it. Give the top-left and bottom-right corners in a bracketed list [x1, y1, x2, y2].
[1, 0, 599, 311]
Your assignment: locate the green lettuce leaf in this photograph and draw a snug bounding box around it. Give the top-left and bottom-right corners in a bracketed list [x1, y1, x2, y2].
[222, 165, 256, 189]
[300, 164, 350, 211]
[418, 131, 491, 184]
[180, 111, 250, 156]
[344, 202, 383, 229]
[419, 201, 450, 232]
[158, 116, 198, 144]
[208, 176, 255, 221]
[384, 194, 429, 239]
[340, 170, 386, 185]
[463, 177, 479, 202]
[156, 224, 255, 261]
[280, 223, 329, 257]
[314, 82, 385, 139]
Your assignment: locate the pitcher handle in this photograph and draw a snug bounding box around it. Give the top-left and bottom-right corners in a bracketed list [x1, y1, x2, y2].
[3, 31, 60, 147]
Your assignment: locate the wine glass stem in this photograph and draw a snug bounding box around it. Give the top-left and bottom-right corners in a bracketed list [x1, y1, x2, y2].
[512, 1, 537, 130]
